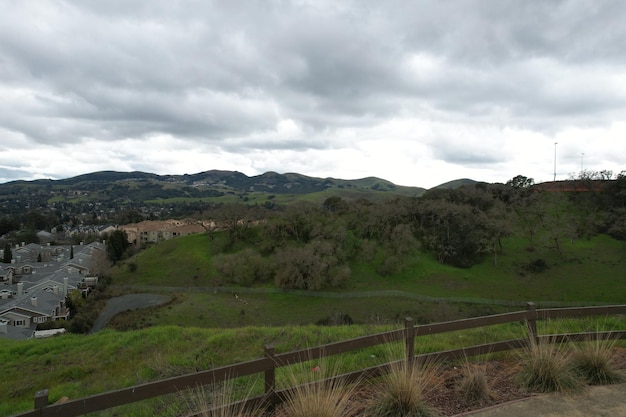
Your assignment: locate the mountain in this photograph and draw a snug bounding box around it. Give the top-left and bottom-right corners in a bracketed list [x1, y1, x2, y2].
[0, 170, 429, 207]
[430, 178, 479, 190]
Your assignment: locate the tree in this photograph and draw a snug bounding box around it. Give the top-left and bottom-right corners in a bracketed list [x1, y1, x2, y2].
[2, 244, 12, 264]
[506, 175, 535, 189]
[106, 230, 130, 263]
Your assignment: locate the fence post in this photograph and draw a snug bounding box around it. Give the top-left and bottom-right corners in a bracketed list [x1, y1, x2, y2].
[404, 317, 415, 366]
[34, 389, 49, 409]
[526, 302, 538, 345]
[264, 344, 276, 416]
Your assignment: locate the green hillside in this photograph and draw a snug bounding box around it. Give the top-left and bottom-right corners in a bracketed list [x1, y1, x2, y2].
[105, 231, 626, 332]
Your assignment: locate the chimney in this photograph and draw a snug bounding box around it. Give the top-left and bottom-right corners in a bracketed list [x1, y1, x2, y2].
[30, 296, 38, 307]
[17, 282, 23, 297]
[63, 277, 68, 295]
[53, 285, 59, 295]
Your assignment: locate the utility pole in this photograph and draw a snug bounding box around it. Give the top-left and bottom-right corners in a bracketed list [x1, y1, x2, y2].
[553, 142, 558, 181]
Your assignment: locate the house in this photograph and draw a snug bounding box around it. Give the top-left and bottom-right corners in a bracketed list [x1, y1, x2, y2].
[120, 219, 205, 245]
[98, 225, 118, 236]
[0, 242, 104, 340]
[36, 230, 55, 244]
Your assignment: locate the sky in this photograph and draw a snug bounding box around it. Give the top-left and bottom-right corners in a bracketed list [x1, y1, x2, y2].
[1, 1, 625, 189]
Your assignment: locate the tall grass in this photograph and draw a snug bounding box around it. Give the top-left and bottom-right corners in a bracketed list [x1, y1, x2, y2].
[366, 358, 440, 417]
[517, 338, 583, 393]
[571, 335, 625, 385]
[456, 361, 496, 407]
[176, 378, 264, 417]
[277, 356, 359, 417]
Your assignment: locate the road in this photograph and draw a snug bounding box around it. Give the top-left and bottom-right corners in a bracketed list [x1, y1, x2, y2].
[90, 293, 170, 333]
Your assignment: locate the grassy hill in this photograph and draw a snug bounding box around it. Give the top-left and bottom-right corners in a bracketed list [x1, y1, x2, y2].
[0, 170, 427, 207]
[2, 230, 625, 415]
[106, 232, 626, 331]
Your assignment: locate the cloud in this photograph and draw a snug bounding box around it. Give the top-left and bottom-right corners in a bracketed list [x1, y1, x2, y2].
[0, 1, 625, 188]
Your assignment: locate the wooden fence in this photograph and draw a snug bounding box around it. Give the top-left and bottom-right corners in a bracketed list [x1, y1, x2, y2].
[13, 302, 626, 417]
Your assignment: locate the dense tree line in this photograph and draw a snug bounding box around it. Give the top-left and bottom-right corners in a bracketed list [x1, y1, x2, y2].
[206, 173, 626, 290]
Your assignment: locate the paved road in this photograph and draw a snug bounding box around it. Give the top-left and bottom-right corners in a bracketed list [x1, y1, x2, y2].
[90, 293, 170, 333]
[460, 383, 626, 417]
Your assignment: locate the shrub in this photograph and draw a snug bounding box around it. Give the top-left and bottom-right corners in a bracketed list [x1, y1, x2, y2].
[367, 359, 440, 417]
[517, 338, 583, 393]
[178, 378, 264, 417]
[278, 358, 358, 417]
[456, 362, 496, 406]
[571, 336, 625, 385]
[214, 249, 272, 286]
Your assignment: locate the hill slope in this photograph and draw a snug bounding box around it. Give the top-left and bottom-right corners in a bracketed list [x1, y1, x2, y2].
[0, 170, 428, 206]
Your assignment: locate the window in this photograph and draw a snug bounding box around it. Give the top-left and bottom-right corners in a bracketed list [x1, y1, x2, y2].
[14, 320, 25, 326]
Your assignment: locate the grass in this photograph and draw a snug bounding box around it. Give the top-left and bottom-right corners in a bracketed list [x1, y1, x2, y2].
[107, 232, 626, 332]
[1, 319, 625, 416]
[175, 378, 265, 417]
[517, 338, 583, 393]
[278, 358, 359, 417]
[571, 335, 625, 385]
[456, 361, 497, 407]
[105, 290, 515, 331]
[112, 233, 626, 308]
[367, 358, 440, 417]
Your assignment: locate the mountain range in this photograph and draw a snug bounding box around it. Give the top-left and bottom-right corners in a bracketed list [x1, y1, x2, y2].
[0, 170, 478, 206]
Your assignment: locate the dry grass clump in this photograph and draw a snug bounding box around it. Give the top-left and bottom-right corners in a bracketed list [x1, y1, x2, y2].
[277, 360, 359, 417]
[179, 378, 264, 417]
[517, 338, 583, 393]
[456, 362, 497, 407]
[570, 336, 625, 385]
[366, 359, 440, 417]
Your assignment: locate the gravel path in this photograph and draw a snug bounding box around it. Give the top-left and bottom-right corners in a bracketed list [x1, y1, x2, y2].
[90, 293, 170, 333]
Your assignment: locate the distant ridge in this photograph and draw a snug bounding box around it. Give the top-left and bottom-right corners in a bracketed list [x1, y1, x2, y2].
[430, 178, 478, 190]
[0, 170, 429, 204]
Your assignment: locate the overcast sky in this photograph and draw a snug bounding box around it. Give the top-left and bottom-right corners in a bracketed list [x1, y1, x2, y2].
[1, 1, 625, 188]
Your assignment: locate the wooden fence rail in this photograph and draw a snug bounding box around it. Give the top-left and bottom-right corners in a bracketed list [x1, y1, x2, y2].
[13, 302, 626, 417]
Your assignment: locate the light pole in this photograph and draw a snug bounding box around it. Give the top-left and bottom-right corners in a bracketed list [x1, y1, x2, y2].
[553, 142, 558, 182]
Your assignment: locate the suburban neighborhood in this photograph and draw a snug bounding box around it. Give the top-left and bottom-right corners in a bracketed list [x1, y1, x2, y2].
[0, 241, 105, 340]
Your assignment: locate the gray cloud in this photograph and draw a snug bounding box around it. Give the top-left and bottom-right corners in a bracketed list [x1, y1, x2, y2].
[0, 0, 625, 186]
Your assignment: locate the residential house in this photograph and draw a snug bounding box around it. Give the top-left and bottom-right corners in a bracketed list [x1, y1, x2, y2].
[0, 241, 105, 340]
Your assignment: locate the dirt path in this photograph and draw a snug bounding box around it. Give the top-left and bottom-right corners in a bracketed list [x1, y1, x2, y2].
[90, 293, 170, 333]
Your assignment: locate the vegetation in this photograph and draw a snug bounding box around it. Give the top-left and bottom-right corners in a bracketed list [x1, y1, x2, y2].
[571, 336, 625, 385]
[3, 171, 626, 414]
[517, 338, 583, 393]
[367, 358, 440, 417]
[278, 359, 359, 417]
[456, 362, 496, 407]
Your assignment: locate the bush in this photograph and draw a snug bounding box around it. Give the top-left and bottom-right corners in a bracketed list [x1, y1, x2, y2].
[214, 249, 272, 286]
[523, 259, 549, 274]
[367, 359, 440, 417]
[178, 379, 264, 417]
[571, 336, 625, 385]
[456, 362, 496, 407]
[517, 339, 582, 393]
[278, 359, 358, 417]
